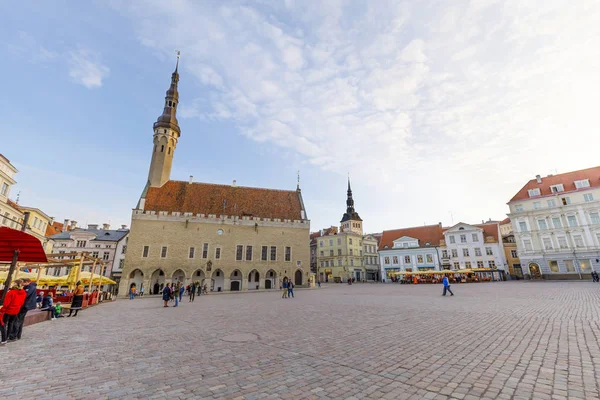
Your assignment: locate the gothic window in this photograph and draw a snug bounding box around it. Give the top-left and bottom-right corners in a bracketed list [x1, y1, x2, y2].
[161, 145, 164, 152]
[168, 147, 171, 155]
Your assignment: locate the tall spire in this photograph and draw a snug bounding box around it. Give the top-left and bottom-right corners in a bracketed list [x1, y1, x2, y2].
[153, 52, 181, 135]
[341, 177, 362, 223]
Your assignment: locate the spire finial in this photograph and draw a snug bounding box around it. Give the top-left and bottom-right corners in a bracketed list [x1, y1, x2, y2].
[297, 170, 300, 190]
[175, 50, 180, 72]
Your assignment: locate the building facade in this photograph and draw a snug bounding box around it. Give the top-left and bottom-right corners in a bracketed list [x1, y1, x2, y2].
[508, 168, 600, 279]
[119, 61, 310, 296]
[379, 224, 444, 280]
[49, 224, 129, 278]
[440, 222, 507, 272]
[499, 218, 522, 278]
[316, 180, 366, 283]
[0, 154, 23, 230]
[362, 234, 380, 281]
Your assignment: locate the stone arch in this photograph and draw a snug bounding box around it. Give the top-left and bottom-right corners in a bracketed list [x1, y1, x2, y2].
[265, 269, 277, 290]
[128, 269, 144, 291]
[528, 262, 542, 279]
[230, 269, 242, 291]
[150, 268, 166, 295]
[192, 269, 205, 286]
[172, 269, 186, 284]
[211, 269, 224, 292]
[248, 269, 260, 290]
[294, 269, 303, 286]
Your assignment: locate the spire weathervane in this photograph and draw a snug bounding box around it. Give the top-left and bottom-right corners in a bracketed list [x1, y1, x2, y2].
[297, 170, 300, 190]
[175, 50, 180, 71]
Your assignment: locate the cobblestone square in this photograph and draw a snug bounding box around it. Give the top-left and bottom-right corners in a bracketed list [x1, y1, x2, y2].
[2, 282, 600, 399]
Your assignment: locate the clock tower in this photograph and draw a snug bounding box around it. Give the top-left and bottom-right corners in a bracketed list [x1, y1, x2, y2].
[147, 57, 181, 188]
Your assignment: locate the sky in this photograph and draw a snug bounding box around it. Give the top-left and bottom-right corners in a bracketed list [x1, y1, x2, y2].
[2, 0, 600, 233]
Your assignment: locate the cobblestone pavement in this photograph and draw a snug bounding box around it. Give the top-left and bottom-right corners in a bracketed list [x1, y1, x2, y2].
[2, 282, 600, 400]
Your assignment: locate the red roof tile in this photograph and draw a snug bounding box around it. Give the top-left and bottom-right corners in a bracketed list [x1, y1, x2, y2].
[474, 223, 500, 242]
[6, 199, 21, 211]
[379, 224, 444, 251]
[499, 217, 511, 225]
[45, 222, 64, 237]
[509, 166, 600, 202]
[144, 180, 305, 220]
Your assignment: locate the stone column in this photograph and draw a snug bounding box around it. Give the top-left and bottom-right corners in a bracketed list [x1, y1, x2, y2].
[223, 278, 230, 292]
[242, 278, 249, 291]
[259, 278, 265, 290]
[142, 279, 151, 295]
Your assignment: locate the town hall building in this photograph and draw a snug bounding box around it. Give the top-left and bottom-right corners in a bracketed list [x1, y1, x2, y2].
[119, 59, 310, 296]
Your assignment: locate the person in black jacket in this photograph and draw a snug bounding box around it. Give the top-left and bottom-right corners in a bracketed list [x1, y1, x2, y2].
[9, 278, 37, 341]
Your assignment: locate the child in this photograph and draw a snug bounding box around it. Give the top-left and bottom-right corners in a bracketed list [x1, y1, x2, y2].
[54, 302, 64, 318]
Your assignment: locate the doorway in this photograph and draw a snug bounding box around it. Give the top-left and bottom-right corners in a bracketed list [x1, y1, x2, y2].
[529, 263, 541, 279]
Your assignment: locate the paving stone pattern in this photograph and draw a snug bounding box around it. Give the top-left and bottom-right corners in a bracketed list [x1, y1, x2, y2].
[1, 282, 600, 399]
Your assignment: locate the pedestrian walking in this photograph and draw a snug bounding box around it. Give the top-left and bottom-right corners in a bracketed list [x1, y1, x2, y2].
[1, 280, 26, 345]
[282, 278, 288, 298]
[67, 281, 85, 317]
[179, 284, 184, 302]
[129, 285, 136, 300]
[140, 286, 144, 297]
[162, 283, 171, 307]
[189, 282, 196, 302]
[442, 275, 454, 296]
[288, 281, 295, 298]
[10, 277, 37, 340]
[317, 280, 321, 288]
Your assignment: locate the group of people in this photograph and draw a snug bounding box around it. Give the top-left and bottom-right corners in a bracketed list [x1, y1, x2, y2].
[161, 282, 206, 307]
[281, 278, 295, 298]
[0, 278, 39, 345]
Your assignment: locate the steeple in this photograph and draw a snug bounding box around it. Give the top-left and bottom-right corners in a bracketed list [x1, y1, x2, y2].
[340, 177, 362, 234]
[153, 52, 181, 135]
[147, 53, 182, 188]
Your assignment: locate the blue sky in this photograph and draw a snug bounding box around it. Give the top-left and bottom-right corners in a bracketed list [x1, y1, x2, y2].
[3, 0, 600, 233]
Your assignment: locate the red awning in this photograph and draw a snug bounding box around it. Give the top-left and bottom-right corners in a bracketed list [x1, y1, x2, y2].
[0, 227, 48, 263]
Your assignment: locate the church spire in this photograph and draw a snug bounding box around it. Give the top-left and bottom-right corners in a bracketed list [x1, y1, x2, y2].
[153, 52, 181, 135]
[147, 53, 182, 188]
[340, 177, 362, 224]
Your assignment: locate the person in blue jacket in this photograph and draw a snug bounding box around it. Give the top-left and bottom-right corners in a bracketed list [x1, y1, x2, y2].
[281, 279, 288, 299]
[442, 276, 454, 296]
[162, 283, 171, 307]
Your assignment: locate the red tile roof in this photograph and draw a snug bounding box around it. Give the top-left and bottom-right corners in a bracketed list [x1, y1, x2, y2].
[379, 224, 444, 251]
[45, 221, 64, 237]
[144, 180, 305, 220]
[309, 226, 338, 244]
[509, 166, 600, 202]
[499, 217, 511, 225]
[474, 223, 499, 242]
[6, 199, 21, 211]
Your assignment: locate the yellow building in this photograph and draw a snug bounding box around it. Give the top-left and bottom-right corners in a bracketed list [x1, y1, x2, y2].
[317, 180, 367, 282]
[18, 206, 55, 251]
[500, 218, 522, 278]
[119, 61, 310, 296]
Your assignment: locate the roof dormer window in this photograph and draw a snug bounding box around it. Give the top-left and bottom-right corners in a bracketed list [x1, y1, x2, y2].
[550, 184, 564, 193]
[574, 179, 590, 189]
[528, 188, 541, 197]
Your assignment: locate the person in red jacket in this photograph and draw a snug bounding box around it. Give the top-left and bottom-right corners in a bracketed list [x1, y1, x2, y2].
[1, 279, 27, 345]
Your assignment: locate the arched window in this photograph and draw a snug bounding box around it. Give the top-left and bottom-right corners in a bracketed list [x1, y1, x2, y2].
[168, 101, 172, 107]
[161, 145, 164, 152]
[168, 147, 171, 155]
[154, 145, 156, 152]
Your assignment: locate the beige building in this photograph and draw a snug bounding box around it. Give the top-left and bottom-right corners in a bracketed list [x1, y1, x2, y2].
[362, 234, 380, 281]
[508, 168, 600, 279]
[0, 154, 22, 230]
[316, 180, 367, 283]
[119, 61, 310, 296]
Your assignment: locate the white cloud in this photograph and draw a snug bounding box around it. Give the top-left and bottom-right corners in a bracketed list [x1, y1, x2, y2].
[112, 0, 600, 231]
[67, 49, 110, 89]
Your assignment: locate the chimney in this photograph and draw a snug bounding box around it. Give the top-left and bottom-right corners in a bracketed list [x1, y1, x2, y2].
[102, 223, 110, 230]
[64, 219, 70, 231]
[121, 225, 127, 229]
[189, 175, 193, 184]
[88, 224, 99, 230]
[70, 220, 77, 229]
[536, 174, 542, 183]
[232, 180, 237, 187]
[438, 222, 442, 227]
